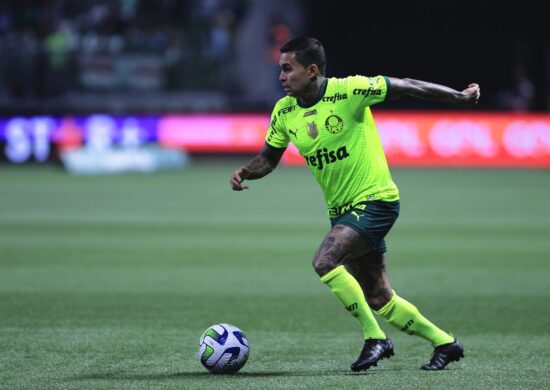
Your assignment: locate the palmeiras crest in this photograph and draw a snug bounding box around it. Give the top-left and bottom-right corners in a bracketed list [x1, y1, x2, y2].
[325, 114, 344, 134]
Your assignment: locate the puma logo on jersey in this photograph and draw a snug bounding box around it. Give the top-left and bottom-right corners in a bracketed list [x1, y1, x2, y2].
[289, 129, 298, 139]
[351, 211, 364, 222]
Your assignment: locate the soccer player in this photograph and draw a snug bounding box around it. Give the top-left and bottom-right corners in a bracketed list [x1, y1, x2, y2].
[230, 37, 480, 372]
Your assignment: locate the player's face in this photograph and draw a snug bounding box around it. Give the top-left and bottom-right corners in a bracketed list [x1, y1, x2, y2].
[278, 52, 312, 97]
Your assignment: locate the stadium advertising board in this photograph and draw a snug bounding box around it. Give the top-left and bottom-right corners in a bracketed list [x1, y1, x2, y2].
[281, 112, 550, 167]
[0, 115, 158, 163]
[157, 112, 550, 168]
[1, 113, 549, 167]
[158, 115, 266, 153]
[0, 116, 61, 164]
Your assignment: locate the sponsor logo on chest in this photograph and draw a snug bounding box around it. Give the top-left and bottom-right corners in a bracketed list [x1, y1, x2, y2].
[322, 92, 348, 103]
[304, 146, 350, 170]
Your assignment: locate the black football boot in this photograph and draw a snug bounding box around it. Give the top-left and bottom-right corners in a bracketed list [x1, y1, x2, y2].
[351, 338, 394, 372]
[421, 339, 464, 370]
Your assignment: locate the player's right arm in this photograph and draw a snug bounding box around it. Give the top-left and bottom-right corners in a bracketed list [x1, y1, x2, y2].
[230, 100, 290, 191]
[230, 143, 286, 191]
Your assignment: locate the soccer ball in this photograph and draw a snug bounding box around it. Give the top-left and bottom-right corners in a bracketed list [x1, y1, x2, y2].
[198, 323, 250, 374]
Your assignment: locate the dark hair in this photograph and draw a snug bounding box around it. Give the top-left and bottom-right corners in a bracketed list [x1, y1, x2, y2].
[280, 37, 326, 76]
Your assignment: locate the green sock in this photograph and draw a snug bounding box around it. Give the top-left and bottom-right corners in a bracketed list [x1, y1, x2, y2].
[375, 291, 454, 346]
[321, 265, 386, 340]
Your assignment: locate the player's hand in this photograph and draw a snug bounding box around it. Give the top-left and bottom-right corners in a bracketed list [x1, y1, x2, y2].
[459, 83, 480, 105]
[230, 167, 250, 191]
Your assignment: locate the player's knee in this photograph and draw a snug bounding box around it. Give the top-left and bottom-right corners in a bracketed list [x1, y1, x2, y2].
[366, 289, 392, 310]
[312, 255, 337, 277]
[366, 296, 388, 311]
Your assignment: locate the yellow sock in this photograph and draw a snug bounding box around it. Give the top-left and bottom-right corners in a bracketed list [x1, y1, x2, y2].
[321, 266, 386, 340]
[375, 291, 454, 346]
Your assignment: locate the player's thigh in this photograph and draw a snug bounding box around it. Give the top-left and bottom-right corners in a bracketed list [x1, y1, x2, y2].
[312, 224, 372, 276]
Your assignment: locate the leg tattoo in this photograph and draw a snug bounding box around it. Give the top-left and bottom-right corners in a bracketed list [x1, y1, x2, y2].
[312, 225, 372, 276]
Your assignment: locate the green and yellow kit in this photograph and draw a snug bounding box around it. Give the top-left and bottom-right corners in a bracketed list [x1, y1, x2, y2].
[266, 75, 400, 217]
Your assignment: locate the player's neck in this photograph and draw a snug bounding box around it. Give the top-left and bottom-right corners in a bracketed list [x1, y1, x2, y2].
[298, 77, 326, 106]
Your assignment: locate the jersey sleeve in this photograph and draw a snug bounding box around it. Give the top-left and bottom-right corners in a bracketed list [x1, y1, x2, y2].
[347, 75, 389, 114]
[265, 101, 290, 149]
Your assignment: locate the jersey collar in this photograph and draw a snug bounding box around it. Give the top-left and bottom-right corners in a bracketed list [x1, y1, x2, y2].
[297, 78, 328, 109]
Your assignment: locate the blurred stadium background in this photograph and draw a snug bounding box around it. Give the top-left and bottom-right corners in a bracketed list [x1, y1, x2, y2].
[1, 0, 549, 168]
[1, 1, 549, 389]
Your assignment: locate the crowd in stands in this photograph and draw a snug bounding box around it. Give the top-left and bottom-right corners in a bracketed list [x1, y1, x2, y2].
[0, 1, 543, 112]
[0, 0, 246, 99]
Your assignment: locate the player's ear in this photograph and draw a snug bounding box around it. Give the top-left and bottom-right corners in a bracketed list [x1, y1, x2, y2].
[308, 64, 320, 81]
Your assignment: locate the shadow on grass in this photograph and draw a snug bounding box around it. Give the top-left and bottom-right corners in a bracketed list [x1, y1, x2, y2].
[69, 369, 378, 381]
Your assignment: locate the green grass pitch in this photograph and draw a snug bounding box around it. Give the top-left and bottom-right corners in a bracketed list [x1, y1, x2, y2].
[1, 163, 549, 389]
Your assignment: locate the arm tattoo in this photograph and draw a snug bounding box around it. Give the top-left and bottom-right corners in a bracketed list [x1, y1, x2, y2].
[245, 143, 285, 180]
[245, 154, 274, 180]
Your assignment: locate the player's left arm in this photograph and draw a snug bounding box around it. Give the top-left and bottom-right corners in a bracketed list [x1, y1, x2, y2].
[386, 77, 480, 105]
